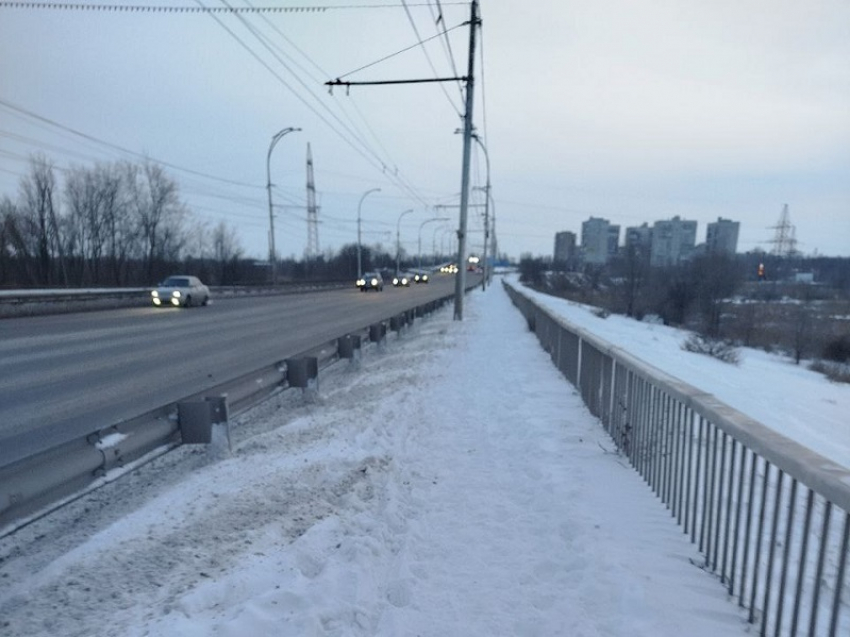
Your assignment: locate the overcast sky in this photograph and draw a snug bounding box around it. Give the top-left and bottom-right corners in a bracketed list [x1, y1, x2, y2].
[2, 0, 848, 261]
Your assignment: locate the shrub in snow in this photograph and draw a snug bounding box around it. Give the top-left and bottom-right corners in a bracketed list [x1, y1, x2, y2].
[808, 360, 850, 385]
[592, 307, 610, 319]
[681, 334, 740, 365]
[642, 314, 664, 325]
[822, 335, 850, 364]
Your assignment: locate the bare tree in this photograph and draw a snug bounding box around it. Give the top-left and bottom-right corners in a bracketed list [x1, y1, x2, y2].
[0, 196, 18, 285]
[127, 160, 186, 281]
[791, 303, 813, 365]
[66, 164, 103, 284]
[693, 254, 741, 337]
[211, 220, 243, 284]
[620, 244, 650, 318]
[19, 155, 68, 285]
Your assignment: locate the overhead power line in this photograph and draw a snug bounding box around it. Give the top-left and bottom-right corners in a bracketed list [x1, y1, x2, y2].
[193, 0, 435, 208]
[333, 21, 466, 81]
[400, 0, 462, 117]
[0, 2, 465, 12]
[0, 98, 263, 190]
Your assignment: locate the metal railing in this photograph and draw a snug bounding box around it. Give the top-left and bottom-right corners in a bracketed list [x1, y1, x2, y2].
[504, 281, 850, 637]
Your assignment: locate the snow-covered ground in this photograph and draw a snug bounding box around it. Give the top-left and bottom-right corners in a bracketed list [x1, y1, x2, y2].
[3, 277, 846, 636]
[519, 281, 850, 470]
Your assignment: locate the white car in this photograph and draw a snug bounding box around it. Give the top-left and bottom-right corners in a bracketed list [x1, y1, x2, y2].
[151, 275, 210, 307]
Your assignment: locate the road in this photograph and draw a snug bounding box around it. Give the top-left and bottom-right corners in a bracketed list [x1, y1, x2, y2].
[0, 274, 473, 466]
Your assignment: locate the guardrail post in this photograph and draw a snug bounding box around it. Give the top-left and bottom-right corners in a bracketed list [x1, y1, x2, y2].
[178, 401, 215, 444]
[286, 357, 319, 401]
[338, 334, 362, 363]
[206, 395, 231, 453]
[390, 315, 404, 335]
[370, 322, 386, 346]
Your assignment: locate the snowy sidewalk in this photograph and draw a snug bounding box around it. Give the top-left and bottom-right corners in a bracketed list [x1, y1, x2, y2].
[1, 281, 748, 636]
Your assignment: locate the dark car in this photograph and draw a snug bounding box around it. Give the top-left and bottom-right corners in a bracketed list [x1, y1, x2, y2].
[356, 271, 384, 292]
[392, 273, 412, 287]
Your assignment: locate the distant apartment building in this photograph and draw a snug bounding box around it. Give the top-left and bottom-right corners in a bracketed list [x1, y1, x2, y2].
[706, 217, 740, 255]
[553, 231, 577, 265]
[624, 223, 652, 256]
[650, 216, 697, 266]
[581, 217, 620, 265]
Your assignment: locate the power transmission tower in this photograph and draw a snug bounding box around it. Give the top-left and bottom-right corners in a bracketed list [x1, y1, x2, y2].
[769, 203, 797, 257]
[305, 143, 319, 257]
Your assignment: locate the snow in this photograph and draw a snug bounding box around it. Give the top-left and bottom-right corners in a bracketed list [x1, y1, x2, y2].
[519, 282, 850, 470]
[5, 275, 847, 636]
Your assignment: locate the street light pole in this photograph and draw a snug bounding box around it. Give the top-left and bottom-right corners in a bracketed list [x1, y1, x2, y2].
[471, 133, 490, 290]
[419, 217, 450, 270]
[266, 126, 300, 285]
[357, 188, 381, 279]
[440, 227, 454, 260]
[396, 209, 414, 275]
[431, 224, 443, 267]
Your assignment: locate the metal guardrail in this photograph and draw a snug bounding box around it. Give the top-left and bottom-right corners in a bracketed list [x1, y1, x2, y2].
[504, 281, 850, 637]
[0, 293, 457, 535]
[0, 281, 349, 318]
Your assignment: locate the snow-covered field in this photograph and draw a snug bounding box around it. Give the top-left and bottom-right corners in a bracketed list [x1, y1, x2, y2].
[3, 277, 846, 636]
[518, 281, 850, 471]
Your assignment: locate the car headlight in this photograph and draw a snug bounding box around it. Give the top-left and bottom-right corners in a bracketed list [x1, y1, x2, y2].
[422, 275, 428, 282]
[371, 278, 378, 286]
[356, 278, 365, 286]
[172, 290, 181, 298]
[151, 290, 159, 298]
[402, 277, 409, 285]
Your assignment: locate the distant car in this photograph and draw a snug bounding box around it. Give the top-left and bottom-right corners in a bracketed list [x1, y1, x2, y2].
[356, 271, 384, 292]
[413, 272, 429, 284]
[151, 275, 210, 307]
[392, 273, 411, 287]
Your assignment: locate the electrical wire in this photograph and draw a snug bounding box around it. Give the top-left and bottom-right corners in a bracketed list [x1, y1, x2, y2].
[0, 2, 468, 13]
[333, 21, 464, 81]
[428, 0, 464, 105]
[399, 0, 461, 117]
[198, 0, 434, 209]
[1, 2, 479, 254]
[221, 0, 387, 168]
[243, 1, 441, 213]
[0, 98, 264, 190]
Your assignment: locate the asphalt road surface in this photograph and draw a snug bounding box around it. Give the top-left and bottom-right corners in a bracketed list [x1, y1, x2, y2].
[0, 274, 475, 465]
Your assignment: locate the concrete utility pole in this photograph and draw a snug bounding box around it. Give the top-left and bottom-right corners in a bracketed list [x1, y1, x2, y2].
[453, 0, 480, 320]
[266, 126, 300, 284]
[357, 188, 380, 278]
[471, 132, 490, 291]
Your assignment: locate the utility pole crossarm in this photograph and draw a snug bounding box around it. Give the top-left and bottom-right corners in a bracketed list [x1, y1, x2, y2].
[326, 77, 467, 88]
